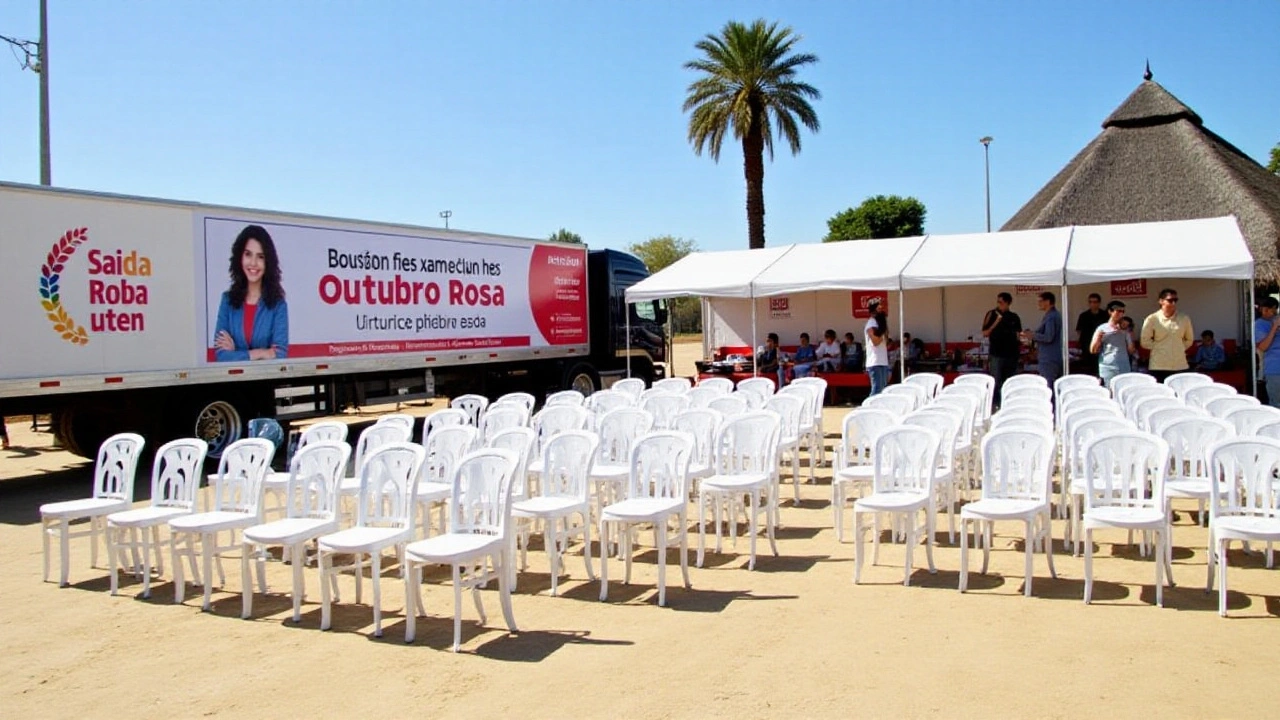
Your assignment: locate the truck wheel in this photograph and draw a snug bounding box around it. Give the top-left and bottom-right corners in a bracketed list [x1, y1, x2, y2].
[191, 399, 243, 459]
[564, 363, 599, 396]
[53, 409, 108, 459]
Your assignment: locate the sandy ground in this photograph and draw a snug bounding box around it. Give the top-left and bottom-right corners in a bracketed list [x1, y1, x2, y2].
[3, 342, 1279, 718]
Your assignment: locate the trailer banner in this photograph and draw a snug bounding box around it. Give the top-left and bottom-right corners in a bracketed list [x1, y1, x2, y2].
[201, 216, 587, 363]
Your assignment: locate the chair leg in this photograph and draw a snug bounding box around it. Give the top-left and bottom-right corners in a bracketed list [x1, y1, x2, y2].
[90, 516, 100, 569]
[1205, 528, 1216, 592]
[451, 564, 463, 652]
[497, 549, 517, 633]
[1217, 538, 1229, 617]
[240, 544, 253, 619]
[172, 533, 185, 604]
[959, 517, 969, 592]
[903, 512, 916, 587]
[59, 521, 70, 587]
[1024, 518, 1034, 598]
[201, 534, 214, 612]
[320, 552, 333, 631]
[153, 525, 165, 577]
[548, 519, 561, 597]
[354, 553, 363, 606]
[679, 512, 691, 590]
[853, 510, 864, 584]
[1154, 530, 1164, 608]
[924, 507, 936, 575]
[1083, 528, 1094, 604]
[981, 520, 991, 576]
[1044, 513, 1057, 579]
[696, 493, 706, 568]
[872, 512, 881, 566]
[833, 483, 844, 543]
[581, 510, 596, 582]
[109, 526, 121, 596]
[403, 563, 418, 644]
[657, 520, 668, 606]
[598, 520, 609, 601]
[371, 551, 384, 637]
[747, 491, 758, 570]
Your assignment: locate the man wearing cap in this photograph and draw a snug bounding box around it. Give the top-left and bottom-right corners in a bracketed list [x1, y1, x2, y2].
[1140, 288, 1194, 382]
[1254, 297, 1280, 407]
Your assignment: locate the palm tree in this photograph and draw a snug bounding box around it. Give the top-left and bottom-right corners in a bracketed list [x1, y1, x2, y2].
[683, 19, 820, 249]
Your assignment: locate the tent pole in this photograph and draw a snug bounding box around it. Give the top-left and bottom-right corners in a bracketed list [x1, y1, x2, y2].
[940, 288, 948, 353]
[1060, 283, 1070, 374]
[751, 296, 759, 378]
[898, 290, 906, 382]
[1250, 280, 1258, 398]
[625, 301, 632, 379]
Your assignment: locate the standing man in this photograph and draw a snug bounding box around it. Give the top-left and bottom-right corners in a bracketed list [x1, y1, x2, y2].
[1022, 291, 1063, 386]
[1140, 288, 1194, 382]
[1075, 293, 1108, 377]
[982, 292, 1022, 410]
[1254, 297, 1280, 407]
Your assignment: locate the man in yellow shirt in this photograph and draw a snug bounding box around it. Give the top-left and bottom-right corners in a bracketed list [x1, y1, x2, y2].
[1139, 287, 1194, 381]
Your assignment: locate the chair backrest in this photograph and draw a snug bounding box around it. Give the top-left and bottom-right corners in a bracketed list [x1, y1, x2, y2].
[285, 441, 351, 521]
[149, 438, 209, 511]
[998, 397, 1051, 416]
[884, 383, 927, 411]
[1206, 395, 1261, 420]
[1003, 374, 1049, 393]
[1208, 437, 1280, 522]
[981, 428, 1055, 503]
[448, 448, 519, 538]
[672, 408, 723, 471]
[1225, 405, 1280, 436]
[641, 392, 692, 430]
[300, 421, 349, 446]
[713, 411, 781, 476]
[479, 406, 529, 443]
[1147, 406, 1205, 436]
[424, 408, 473, 443]
[628, 431, 694, 501]
[1164, 372, 1213, 398]
[611, 377, 646, 401]
[545, 389, 586, 407]
[1132, 396, 1185, 431]
[903, 408, 959, 471]
[540, 430, 598, 503]
[487, 427, 535, 501]
[586, 389, 634, 418]
[494, 391, 536, 414]
[596, 407, 655, 465]
[862, 393, 913, 417]
[1003, 385, 1053, 404]
[708, 394, 750, 418]
[357, 442, 427, 530]
[532, 405, 592, 455]
[685, 386, 721, 409]
[871, 425, 941, 495]
[766, 393, 806, 441]
[932, 394, 978, 444]
[92, 432, 147, 502]
[450, 394, 491, 426]
[790, 376, 829, 407]
[736, 376, 776, 401]
[1257, 420, 1280, 442]
[353, 422, 412, 477]
[1068, 415, 1135, 479]
[1160, 416, 1233, 483]
[696, 376, 734, 395]
[1081, 431, 1169, 511]
[1184, 384, 1237, 410]
[653, 377, 693, 395]
[839, 408, 899, 469]
[1054, 374, 1101, 400]
[732, 387, 769, 409]
[953, 374, 996, 415]
[1119, 384, 1175, 415]
[943, 383, 992, 423]
[375, 414, 415, 435]
[990, 409, 1053, 432]
[424, 425, 480, 488]
[903, 372, 944, 400]
[210, 438, 276, 515]
[779, 384, 819, 429]
[1109, 372, 1157, 401]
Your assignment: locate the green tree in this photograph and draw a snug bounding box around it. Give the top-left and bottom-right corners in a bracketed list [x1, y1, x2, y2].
[1268, 142, 1279, 175]
[628, 235, 702, 333]
[823, 195, 927, 242]
[548, 228, 583, 244]
[683, 19, 820, 250]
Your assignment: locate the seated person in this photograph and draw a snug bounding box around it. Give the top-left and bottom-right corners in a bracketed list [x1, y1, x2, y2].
[1192, 329, 1226, 371]
[815, 329, 842, 371]
[841, 332, 864, 372]
[903, 332, 925, 371]
[757, 332, 780, 379]
[786, 332, 818, 385]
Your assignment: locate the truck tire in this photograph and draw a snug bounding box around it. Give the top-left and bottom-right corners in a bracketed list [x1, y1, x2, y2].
[563, 363, 599, 396]
[187, 397, 245, 459]
[53, 409, 108, 459]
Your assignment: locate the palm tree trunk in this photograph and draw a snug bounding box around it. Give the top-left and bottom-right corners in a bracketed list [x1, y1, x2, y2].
[742, 122, 766, 250]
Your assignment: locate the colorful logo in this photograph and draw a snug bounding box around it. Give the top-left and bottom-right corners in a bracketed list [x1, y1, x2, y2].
[39, 227, 90, 345]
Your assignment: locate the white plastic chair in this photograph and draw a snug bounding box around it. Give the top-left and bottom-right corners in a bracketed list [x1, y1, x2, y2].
[1003, 385, 1053, 405]
[641, 392, 692, 430]
[1081, 431, 1172, 606]
[479, 406, 529, 443]
[545, 389, 586, 407]
[106, 438, 208, 598]
[999, 396, 1051, 415]
[512, 431, 598, 596]
[953, 374, 995, 422]
[1147, 405, 1205, 436]
[586, 389, 634, 419]
[1184, 383, 1237, 410]
[1206, 395, 1261, 420]
[419, 425, 480, 537]
[403, 448, 519, 649]
[169, 438, 276, 610]
[653, 377, 693, 395]
[1257, 420, 1280, 442]
[696, 376, 734, 395]
[1109, 372, 1157, 403]
[424, 409, 472, 443]
[40, 432, 146, 587]
[1133, 396, 1186, 431]
[1120, 384, 1176, 416]
[599, 431, 694, 606]
[697, 412, 781, 570]
[1225, 405, 1280, 436]
[904, 372, 944, 400]
[903, 408, 962, 542]
[991, 410, 1053, 433]
[1206, 437, 1280, 616]
[263, 421, 348, 516]
[767, 393, 807, 505]
[337, 423, 413, 523]
[672, 408, 724, 493]
[852, 425, 942, 586]
[527, 405, 592, 477]
[450, 394, 490, 426]
[863, 393, 912, 417]
[780, 384, 822, 482]
[1161, 416, 1234, 532]
[240, 441, 350, 622]
[736, 376, 776, 403]
[833, 408, 899, 542]
[1003, 374, 1049, 393]
[319, 442, 426, 637]
[591, 408, 655, 545]
[1060, 409, 1131, 537]
[959, 428, 1057, 596]
[884, 383, 927, 411]
[612, 377, 646, 401]
[1054, 374, 1101, 402]
[494, 391, 536, 415]
[376, 413, 416, 434]
[684, 386, 721, 410]
[708, 394, 749, 417]
[933, 393, 980, 489]
[789, 377, 829, 466]
[1164, 372, 1213, 398]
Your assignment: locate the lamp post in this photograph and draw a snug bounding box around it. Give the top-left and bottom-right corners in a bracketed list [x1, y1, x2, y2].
[1, 0, 51, 185]
[979, 136, 993, 232]
[439, 210, 452, 229]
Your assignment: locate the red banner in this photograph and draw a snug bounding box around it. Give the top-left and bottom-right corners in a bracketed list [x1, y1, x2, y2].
[1110, 278, 1147, 298]
[851, 291, 888, 319]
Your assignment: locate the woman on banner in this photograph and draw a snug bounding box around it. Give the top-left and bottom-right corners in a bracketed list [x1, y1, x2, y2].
[213, 224, 290, 362]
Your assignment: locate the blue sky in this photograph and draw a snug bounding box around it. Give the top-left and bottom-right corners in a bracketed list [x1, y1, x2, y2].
[0, 1, 1276, 254]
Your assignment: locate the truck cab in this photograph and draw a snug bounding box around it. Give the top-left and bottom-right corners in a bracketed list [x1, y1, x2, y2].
[587, 249, 667, 388]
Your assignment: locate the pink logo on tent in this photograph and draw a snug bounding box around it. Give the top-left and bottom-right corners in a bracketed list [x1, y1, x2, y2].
[1110, 279, 1147, 297]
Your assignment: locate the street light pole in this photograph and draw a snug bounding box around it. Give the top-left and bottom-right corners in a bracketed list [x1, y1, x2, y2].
[38, 0, 50, 185]
[439, 210, 452, 229]
[980, 136, 993, 232]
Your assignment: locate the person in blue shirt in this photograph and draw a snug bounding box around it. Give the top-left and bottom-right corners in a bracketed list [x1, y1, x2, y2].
[213, 224, 289, 362]
[1255, 297, 1280, 407]
[1021, 291, 1063, 386]
[1192, 329, 1226, 371]
[785, 332, 818, 386]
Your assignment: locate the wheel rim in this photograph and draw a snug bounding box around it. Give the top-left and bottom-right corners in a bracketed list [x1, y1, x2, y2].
[196, 401, 242, 458]
[570, 372, 595, 396]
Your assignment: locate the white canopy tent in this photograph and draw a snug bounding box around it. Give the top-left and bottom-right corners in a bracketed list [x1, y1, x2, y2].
[624, 245, 794, 301]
